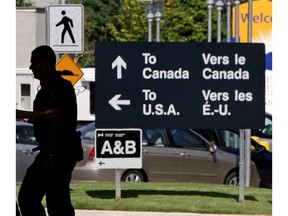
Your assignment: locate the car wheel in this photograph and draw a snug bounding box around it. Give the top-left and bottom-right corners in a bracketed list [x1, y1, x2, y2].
[121, 170, 144, 182]
[225, 172, 239, 186]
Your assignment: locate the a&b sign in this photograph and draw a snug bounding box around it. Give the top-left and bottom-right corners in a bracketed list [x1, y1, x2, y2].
[48, 4, 84, 53]
[95, 129, 142, 169]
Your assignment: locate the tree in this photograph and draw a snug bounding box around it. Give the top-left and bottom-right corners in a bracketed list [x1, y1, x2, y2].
[16, 0, 33, 7]
[161, 0, 209, 42]
[70, 0, 247, 66]
[107, 0, 225, 43]
[107, 0, 147, 42]
[71, 0, 121, 67]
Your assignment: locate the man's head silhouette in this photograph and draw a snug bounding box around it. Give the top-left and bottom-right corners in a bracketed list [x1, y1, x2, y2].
[29, 45, 56, 80]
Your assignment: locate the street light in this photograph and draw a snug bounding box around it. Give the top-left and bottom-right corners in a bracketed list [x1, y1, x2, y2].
[138, 0, 164, 42]
[226, 0, 232, 42]
[205, 0, 215, 42]
[154, 0, 164, 42]
[145, 2, 154, 42]
[234, 0, 241, 42]
[215, 0, 224, 42]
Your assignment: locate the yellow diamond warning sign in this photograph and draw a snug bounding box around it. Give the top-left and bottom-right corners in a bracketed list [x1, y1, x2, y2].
[56, 54, 83, 86]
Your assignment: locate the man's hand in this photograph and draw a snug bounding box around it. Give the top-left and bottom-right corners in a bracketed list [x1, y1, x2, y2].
[16, 109, 60, 122]
[43, 109, 60, 119]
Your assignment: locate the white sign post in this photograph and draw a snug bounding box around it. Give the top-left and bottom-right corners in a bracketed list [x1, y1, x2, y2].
[48, 4, 84, 53]
[95, 129, 142, 199]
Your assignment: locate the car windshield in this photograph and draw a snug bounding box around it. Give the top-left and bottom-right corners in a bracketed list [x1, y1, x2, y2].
[170, 129, 207, 149]
[220, 129, 262, 150]
[143, 129, 168, 147]
[16, 124, 38, 145]
[261, 114, 272, 137]
[78, 123, 96, 140]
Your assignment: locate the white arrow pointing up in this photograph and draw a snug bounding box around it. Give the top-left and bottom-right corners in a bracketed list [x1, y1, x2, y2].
[109, 94, 131, 111]
[112, 56, 127, 79]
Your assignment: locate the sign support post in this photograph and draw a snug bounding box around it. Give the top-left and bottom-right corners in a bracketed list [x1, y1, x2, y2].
[239, 129, 245, 203]
[115, 168, 122, 199]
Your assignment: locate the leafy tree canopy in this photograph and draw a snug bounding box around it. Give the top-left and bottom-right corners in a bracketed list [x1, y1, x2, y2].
[16, 0, 33, 7]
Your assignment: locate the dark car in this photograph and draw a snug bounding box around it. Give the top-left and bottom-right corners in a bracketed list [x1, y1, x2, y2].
[194, 129, 272, 188]
[251, 112, 272, 151]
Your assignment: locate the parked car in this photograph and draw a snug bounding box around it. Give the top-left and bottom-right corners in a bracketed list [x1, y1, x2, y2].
[251, 112, 272, 151]
[72, 123, 261, 187]
[194, 129, 272, 188]
[16, 121, 100, 183]
[16, 121, 39, 183]
[16, 121, 96, 183]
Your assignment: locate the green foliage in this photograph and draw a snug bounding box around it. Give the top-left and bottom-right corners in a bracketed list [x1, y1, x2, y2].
[67, 0, 230, 66]
[107, 0, 147, 42]
[107, 0, 226, 43]
[16, 0, 33, 7]
[71, 0, 122, 67]
[161, 0, 208, 42]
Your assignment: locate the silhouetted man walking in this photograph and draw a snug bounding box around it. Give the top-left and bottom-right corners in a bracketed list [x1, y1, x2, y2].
[17, 45, 83, 216]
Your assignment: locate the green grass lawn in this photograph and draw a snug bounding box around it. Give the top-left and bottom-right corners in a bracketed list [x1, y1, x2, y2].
[17, 181, 272, 215]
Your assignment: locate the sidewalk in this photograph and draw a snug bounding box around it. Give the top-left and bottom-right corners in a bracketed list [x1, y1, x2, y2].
[74, 210, 269, 216]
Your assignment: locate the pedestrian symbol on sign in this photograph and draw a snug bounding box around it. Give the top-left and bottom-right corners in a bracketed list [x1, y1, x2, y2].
[56, 10, 76, 44]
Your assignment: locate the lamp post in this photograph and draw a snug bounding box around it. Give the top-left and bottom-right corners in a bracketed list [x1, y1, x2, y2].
[234, 0, 240, 42]
[215, 0, 224, 42]
[154, 0, 164, 42]
[138, 0, 164, 42]
[226, 0, 232, 42]
[244, 0, 253, 189]
[206, 0, 215, 42]
[145, 2, 154, 42]
[247, 0, 253, 42]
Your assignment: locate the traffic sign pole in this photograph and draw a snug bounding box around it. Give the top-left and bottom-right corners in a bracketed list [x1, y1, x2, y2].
[115, 168, 122, 199]
[239, 129, 245, 203]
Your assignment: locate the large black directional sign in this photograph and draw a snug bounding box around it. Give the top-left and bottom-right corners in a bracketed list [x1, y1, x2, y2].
[95, 42, 265, 129]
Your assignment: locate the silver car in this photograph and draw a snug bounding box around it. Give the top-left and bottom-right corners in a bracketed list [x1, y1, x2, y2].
[16, 121, 101, 183]
[16, 121, 98, 183]
[16, 121, 39, 183]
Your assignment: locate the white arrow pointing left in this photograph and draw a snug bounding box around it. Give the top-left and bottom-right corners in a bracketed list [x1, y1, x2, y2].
[112, 56, 127, 79]
[109, 94, 131, 111]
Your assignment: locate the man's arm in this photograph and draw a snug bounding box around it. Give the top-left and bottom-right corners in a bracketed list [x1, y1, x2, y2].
[17, 109, 61, 160]
[16, 109, 60, 121]
[16, 109, 42, 119]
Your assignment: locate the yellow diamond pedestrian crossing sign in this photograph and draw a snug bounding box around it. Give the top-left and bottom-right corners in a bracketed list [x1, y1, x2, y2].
[56, 54, 83, 86]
